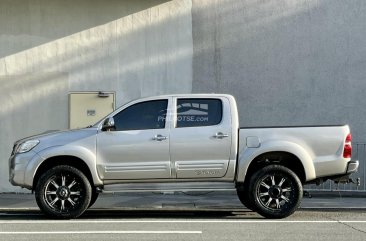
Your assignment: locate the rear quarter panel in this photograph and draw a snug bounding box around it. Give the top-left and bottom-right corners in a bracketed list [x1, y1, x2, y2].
[236, 125, 350, 182]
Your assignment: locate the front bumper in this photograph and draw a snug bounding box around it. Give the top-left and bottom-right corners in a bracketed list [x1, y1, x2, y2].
[9, 151, 38, 189]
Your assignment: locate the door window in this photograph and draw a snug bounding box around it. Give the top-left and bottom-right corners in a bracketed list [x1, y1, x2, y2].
[113, 100, 168, 131]
[176, 99, 222, 128]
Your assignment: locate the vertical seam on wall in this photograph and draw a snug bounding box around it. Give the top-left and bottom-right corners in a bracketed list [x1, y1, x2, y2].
[189, 0, 194, 93]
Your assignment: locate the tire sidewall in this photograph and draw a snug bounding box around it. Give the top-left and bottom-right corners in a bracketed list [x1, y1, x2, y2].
[236, 185, 256, 211]
[35, 165, 92, 219]
[88, 187, 99, 208]
[249, 165, 303, 219]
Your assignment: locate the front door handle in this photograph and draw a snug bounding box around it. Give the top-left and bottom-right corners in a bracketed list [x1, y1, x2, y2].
[213, 132, 229, 139]
[152, 134, 168, 141]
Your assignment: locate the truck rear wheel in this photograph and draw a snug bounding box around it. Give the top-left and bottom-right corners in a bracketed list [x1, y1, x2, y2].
[35, 165, 92, 219]
[249, 165, 302, 219]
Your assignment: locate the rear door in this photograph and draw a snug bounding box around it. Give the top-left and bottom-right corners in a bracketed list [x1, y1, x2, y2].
[169, 97, 232, 178]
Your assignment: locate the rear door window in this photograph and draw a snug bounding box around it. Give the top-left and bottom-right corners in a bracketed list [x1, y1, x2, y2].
[176, 99, 222, 128]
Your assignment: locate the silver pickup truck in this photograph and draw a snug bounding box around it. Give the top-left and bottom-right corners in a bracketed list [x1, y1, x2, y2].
[9, 94, 359, 219]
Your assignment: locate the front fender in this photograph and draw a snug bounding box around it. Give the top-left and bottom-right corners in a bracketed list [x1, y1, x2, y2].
[25, 145, 103, 188]
[236, 140, 316, 183]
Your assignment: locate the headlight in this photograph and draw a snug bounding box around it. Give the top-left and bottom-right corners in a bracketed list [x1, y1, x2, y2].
[16, 140, 40, 154]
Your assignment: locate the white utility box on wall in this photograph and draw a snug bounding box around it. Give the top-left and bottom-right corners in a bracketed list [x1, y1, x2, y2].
[69, 92, 115, 129]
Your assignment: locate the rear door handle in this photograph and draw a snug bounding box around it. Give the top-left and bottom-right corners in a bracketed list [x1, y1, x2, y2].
[152, 134, 168, 141]
[213, 132, 229, 139]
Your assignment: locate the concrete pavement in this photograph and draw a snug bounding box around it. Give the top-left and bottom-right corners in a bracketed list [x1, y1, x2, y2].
[1, 191, 365, 241]
[0, 190, 365, 211]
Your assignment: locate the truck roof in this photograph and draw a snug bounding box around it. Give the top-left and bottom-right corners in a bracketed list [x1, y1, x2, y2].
[136, 93, 234, 100]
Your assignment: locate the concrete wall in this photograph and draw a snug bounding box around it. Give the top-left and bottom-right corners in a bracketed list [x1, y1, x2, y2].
[192, 0, 366, 143]
[1, 0, 366, 192]
[0, 0, 193, 192]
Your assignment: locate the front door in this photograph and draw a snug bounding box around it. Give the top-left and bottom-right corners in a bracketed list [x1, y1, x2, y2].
[170, 97, 232, 178]
[96, 98, 171, 180]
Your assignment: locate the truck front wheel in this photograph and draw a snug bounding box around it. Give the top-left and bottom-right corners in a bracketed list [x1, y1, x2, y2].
[249, 165, 303, 219]
[35, 165, 92, 219]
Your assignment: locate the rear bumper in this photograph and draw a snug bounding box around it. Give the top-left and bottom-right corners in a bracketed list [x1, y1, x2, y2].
[346, 160, 359, 174]
[331, 160, 359, 184]
[308, 160, 360, 185]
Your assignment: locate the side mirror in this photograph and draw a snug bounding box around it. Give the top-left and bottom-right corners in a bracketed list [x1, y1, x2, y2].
[102, 117, 116, 131]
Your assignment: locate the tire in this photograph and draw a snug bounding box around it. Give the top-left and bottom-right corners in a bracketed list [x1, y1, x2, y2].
[35, 165, 92, 219]
[249, 165, 303, 219]
[88, 187, 99, 208]
[236, 185, 256, 211]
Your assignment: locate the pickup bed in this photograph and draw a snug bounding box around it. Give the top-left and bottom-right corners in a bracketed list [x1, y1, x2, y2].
[9, 94, 359, 218]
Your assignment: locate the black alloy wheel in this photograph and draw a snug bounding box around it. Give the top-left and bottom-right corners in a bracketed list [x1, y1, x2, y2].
[35, 165, 92, 219]
[249, 165, 303, 219]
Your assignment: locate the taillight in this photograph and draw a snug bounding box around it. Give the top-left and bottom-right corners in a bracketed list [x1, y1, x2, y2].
[343, 133, 352, 158]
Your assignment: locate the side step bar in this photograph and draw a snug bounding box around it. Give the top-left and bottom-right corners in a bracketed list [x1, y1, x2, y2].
[100, 182, 237, 193]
